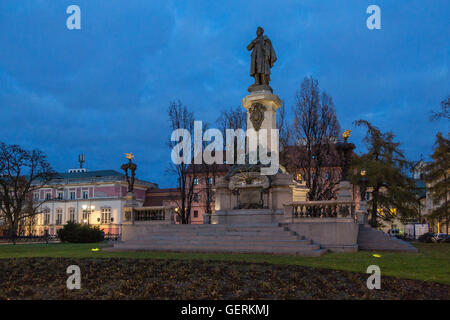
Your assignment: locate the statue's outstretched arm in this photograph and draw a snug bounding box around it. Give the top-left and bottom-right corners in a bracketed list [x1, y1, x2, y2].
[247, 39, 255, 51]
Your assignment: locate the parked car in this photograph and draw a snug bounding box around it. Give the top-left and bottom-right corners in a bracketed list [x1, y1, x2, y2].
[418, 232, 435, 243]
[434, 233, 449, 243]
[389, 228, 401, 237]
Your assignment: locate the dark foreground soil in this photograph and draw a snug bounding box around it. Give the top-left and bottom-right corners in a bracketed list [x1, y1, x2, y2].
[0, 258, 448, 300]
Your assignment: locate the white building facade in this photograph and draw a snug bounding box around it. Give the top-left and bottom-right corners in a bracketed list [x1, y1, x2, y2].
[33, 169, 157, 236]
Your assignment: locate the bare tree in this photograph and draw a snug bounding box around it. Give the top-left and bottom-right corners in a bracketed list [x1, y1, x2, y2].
[290, 76, 341, 200]
[0, 143, 55, 242]
[430, 96, 450, 121]
[166, 101, 196, 224]
[277, 102, 292, 152]
[216, 106, 247, 137]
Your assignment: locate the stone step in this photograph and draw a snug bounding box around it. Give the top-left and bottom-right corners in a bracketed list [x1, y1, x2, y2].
[123, 238, 313, 246]
[135, 227, 287, 233]
[117, 223, 327, 256]
[111, 243, 325, 256]
[357, 225, 418, 252]
[135, 234, 301, 240]
[132, 231, 296, 238]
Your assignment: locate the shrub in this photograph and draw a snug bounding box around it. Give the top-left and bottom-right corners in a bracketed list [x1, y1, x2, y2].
[57, 221, 104, 243]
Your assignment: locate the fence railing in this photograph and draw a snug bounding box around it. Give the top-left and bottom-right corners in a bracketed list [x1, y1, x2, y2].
[134, 208, 165, 221]
[131, 206, 174, 224]
[103, 233, 120, 241]
[0, 234, 59, 243]
[284, 200, 356, 221]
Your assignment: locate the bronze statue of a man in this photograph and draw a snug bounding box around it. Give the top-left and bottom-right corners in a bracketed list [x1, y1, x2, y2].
[247, 27, 277, 90]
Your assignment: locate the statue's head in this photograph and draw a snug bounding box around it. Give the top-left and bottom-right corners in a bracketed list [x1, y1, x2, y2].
[256, 26, 264, 36]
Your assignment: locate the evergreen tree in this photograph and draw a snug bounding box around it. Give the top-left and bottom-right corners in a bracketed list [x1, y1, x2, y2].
[424, 133, 449, 234]
[351, 120, 418, 228]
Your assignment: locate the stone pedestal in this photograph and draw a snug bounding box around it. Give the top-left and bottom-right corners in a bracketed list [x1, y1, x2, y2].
[336, 181, 353, 202]
[357, 200, 369, 224]
[211, 89, 299, 225]
[122, 192, 138, 224]
[212, 172, 296, 225]
[242, 91, 282, 154]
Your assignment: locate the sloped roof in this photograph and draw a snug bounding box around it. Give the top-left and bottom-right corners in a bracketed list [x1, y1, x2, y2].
[39, 169, 157, 188]
[54, 170, 123, 179]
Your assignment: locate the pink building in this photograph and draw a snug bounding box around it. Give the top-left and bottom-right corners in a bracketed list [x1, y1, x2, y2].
[33, 168, 157, 236]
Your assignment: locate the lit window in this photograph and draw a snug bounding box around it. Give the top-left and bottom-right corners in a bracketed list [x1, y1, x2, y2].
[207, 177, 213, 185]
[69, 208, 75, 222]
[296, 173, 302, 182]
[82, 210, 89, 221]
[101, 208, 111, 224]
[193, 178, 199, 185]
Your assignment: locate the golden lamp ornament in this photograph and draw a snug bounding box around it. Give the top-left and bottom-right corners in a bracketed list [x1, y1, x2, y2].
[342, 130, 351, 142]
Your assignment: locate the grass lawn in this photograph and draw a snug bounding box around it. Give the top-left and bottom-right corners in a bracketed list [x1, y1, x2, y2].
[0, 242, 449, 285]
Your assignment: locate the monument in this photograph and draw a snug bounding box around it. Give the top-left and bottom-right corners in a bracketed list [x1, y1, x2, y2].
[121, 153, 138, 223]
[211, 27, 308, 225]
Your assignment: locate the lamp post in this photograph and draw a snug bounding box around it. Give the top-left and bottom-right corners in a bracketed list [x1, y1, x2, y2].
[358, 170, 369, 216]
[335, 130, 356, 182]
[82, 204, 95, 225]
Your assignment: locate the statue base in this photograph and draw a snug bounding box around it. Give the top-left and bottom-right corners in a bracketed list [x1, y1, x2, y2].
[248, 84, 273, 93]
[123, 192, 138, 224]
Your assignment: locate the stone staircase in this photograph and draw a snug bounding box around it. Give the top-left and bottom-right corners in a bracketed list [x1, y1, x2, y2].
[357, 224, 418, 252]
[109, 224, 327, 256]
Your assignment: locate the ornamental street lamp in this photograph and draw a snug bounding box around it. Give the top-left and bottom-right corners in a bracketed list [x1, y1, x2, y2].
[336, 130, 355, 182]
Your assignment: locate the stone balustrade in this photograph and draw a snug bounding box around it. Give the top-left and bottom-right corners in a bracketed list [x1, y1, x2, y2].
[284, 200, 357, 221]
[131, 206, 175, 224]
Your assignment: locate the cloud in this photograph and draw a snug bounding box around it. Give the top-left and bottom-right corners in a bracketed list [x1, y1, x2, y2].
[0, 0, 449, 187]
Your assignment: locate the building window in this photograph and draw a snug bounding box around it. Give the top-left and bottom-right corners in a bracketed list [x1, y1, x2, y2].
[208, 192, 213, 202]
[176, 215, 180, 223]
[33, 193, 40, 201]
[82, 210, 89, 223]
[101, 208, 111, 224]
[45, 193, 52, 200]
[43, 209, 50, 225]
[296, 173, 302, 182]
[207, 177, 213, 185]
[193, 193, 199, 202]
[82, 191, 89, 199]
[193, 210, 198, 218]
[69, 208, 75, 222]
[325, 172, 330, 180]
[70, 191, 76, 200]
[56, 209, 63, 225]
[193, 178, 199, 185]
[57, 192, 63, 200]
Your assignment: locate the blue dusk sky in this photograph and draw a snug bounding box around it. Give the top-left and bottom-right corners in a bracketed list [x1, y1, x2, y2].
[0, 1, 448, 187]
